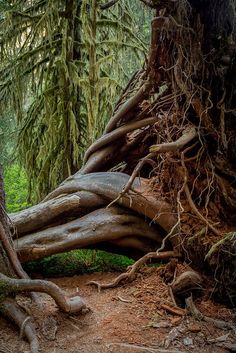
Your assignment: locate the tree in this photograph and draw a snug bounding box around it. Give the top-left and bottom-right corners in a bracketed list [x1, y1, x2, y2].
[1, 0, 236, 351]
[0, 165, 86, 352]
[0, 0, 146, 200]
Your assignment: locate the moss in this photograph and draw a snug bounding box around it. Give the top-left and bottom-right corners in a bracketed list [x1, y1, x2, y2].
[24, 249, 134, 277]
[0, 279, 17, 304]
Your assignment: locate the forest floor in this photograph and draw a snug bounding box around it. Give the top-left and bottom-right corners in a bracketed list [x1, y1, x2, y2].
[0, 267, 235, 353]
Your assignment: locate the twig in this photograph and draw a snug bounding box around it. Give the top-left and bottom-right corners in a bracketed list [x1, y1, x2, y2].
[117, 295, 133, 303]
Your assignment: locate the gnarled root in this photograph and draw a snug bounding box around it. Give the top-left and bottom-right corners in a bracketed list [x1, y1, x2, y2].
[89, 250, 179, 291]
[0, 274, 86, 313]
[186, 296, 235, 330]
[1, 298, 39, 353]
[15, 206, 163, 262]
[171, 271, 202, 294]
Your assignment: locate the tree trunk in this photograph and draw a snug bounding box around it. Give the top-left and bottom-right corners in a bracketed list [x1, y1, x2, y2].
[6, 0, 236, 308]
[0, 165, 85, 353]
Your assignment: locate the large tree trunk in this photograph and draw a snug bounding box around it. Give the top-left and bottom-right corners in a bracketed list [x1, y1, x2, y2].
[6, 0, 236, 309]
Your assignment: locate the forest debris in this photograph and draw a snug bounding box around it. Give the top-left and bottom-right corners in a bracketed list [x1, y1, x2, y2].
[207, 332, 236, 351]
[116, 295, 133, 303]
[106, 342, 185, 353]
[208, 333, 230, 343]
[186, 296, 235, 330]
[164, 326, 181, 348]
[183, 337, 193, 346]
[170, 317, 182, 325]
[148, 320, 171, 329]
[187, 323, 201, 333]
[42, 316, 57, 341]
[160, 303, 186, 316]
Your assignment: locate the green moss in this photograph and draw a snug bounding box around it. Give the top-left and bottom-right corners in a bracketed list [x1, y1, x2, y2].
[24, 249, 134, 277]
[0, 279, 17, 303]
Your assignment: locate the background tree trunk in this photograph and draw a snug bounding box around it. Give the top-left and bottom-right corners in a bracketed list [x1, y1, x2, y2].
[0, 164, 14, 277]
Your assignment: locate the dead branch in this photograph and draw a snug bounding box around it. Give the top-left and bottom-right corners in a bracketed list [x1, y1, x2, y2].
[160, 303, 186, 316]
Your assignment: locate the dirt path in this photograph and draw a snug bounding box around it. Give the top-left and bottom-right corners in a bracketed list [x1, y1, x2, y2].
[0, 268, 235, 353]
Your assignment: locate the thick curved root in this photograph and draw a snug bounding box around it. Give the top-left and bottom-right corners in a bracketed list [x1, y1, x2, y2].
[0, 274, 86, 313]
[1, 298, 39, 353]
[88, 250, 179, 291]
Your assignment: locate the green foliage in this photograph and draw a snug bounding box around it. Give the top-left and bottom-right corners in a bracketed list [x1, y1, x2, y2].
[24, 249, 134, 277]
[4, 164, 30, 213]
[0, 109, 16, 166]
[0, 0, 150, 201]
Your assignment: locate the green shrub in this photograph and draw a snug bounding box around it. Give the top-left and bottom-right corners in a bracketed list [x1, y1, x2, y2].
[24, 249, 134, 277]
[4, 164, 30, 213]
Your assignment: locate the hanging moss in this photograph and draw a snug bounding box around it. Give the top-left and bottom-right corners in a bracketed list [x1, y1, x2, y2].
[0, 0, 148, 201]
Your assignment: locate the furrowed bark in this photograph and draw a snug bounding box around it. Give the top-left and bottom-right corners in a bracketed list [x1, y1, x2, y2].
[15, 207, 163, 262]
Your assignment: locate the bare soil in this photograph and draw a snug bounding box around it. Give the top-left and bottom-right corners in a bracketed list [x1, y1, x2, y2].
[0, 267, 235, 353]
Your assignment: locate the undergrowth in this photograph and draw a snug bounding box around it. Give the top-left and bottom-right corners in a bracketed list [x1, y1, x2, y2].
[23, 249, 135, 277]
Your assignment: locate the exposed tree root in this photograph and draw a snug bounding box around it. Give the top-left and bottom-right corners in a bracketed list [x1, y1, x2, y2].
[84, 116, 159, 163]
[0, 221, 41, 307]
[104, 81, 153, 134]
[1, 298, 39, 353]
[42, 172, 177, 233]
[15, 207, 163, 262]
[0, 274, 85, 313]
[171, 271, 202, 294]
[11, 191, 106, 236]
[186, 296, 235, 330]
[150, 126, 198, 153]
[88, 250, 179, 291]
